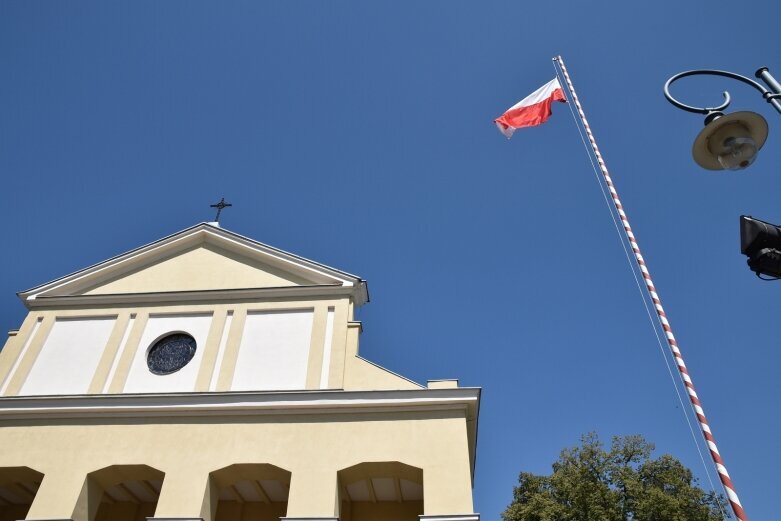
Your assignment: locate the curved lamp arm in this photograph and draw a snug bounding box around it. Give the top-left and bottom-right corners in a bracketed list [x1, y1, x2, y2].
[664, 69, 772, 115]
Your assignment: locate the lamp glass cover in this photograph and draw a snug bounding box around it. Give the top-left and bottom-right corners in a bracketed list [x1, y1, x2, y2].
[717, 136, 758, 170]
[692, 111, 768, 170]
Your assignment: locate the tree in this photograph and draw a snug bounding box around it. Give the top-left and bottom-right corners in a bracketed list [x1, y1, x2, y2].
[502, 433, 728, 521]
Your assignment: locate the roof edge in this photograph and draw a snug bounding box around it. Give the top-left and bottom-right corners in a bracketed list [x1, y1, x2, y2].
[22, 284, 359, 309]
[18, 222, 369, 306]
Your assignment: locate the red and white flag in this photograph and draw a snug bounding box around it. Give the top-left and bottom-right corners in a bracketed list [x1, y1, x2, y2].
[494, 78, 566, 138]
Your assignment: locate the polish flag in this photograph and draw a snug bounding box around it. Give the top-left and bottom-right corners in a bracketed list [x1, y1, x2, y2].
[495, 78, 566, 138]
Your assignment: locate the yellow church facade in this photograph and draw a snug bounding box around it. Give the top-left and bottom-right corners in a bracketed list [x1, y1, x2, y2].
[0, 223, 480, 521]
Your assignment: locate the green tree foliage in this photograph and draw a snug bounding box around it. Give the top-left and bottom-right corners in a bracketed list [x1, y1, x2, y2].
[502, 433, 728, 521]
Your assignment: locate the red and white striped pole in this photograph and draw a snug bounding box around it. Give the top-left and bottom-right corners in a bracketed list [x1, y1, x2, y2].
[554, 55, 747, 521]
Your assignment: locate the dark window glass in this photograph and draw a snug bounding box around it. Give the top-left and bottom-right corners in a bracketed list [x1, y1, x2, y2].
[147, 333, 197, 375]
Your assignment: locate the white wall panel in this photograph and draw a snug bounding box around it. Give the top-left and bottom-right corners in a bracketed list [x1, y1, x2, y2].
[231, 310, 313, 391]
[20, 317, 116, 396]
[123, 314, 212, 393]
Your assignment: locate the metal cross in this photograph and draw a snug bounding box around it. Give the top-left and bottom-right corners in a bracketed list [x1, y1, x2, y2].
[210, 197, 232, 223]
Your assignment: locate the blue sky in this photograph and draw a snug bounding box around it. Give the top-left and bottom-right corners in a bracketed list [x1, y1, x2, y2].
[2, 1, 780, 519]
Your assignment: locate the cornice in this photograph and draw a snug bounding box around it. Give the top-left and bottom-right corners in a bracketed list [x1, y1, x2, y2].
[23, 284, 356, 309]
[19, 223, 369, 307]
[0, 387, 481, 421]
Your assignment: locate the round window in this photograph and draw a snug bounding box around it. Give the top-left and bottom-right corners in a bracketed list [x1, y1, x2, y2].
[147, 333, 197, 375]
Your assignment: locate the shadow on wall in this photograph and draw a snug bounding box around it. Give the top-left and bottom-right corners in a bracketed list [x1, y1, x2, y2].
[210, 463, 291, 521]
[338, 461, 423, 521]
[75, 464, 164, 521]
[0, 466, 44, 521]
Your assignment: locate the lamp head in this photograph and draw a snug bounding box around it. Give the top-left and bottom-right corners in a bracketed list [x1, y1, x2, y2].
[692, 111, 768, 170]
[740, 215, 781, 279]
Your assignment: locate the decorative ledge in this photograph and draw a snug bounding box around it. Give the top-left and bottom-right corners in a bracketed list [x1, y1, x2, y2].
[25, 284, 353, 308]
[0, 388, 480, 421]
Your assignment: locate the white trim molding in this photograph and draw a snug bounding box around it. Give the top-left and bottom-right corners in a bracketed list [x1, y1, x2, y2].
[23, 284, 355, 309]
[418, 514, 480, 521]
[0, 388, 481, 421]
[18, 223, 369, 308]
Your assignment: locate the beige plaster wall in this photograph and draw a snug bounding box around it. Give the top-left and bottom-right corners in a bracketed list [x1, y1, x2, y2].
[343, 323, 421, 391]
[81, 244, 311, 295]
[0, 408, 475, 521]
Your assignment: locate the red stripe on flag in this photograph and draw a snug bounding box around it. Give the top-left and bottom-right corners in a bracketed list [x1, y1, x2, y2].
[495, 88, 566, 133]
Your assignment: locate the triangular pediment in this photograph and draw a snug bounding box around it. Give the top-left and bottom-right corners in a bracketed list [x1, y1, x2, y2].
[81, 242, 312, 295]
[20, 223, 367, 307]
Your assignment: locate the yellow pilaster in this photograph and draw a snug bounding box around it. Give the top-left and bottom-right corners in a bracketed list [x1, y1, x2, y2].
[305, 305, 328, 389]
[285, 466, 339, 518]
[26, 470, 99, 521]
[88, 313, 131, 394]
[0, 312, 41, 391]
[4, 315, 55, 396]
[327, 301, 349, 389]
[215, 308, 247, 391]
[421, 420, 475, 515]
[194, 309, 228, 391]
[108, 312, 149, 393]
[153, 468, 214, 521]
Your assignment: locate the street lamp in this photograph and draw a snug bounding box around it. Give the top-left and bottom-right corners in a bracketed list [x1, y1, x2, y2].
[664, 67, 781, 170]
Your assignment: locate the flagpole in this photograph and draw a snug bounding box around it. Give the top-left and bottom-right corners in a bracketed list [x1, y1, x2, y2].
[553, 55, 747, 521]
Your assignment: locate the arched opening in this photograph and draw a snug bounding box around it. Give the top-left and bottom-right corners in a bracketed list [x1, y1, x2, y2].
[87, 464, 164, 521]
[338, 462, 423, 521]
[0, 467, 44, 521]
[210, 463, 291, 521]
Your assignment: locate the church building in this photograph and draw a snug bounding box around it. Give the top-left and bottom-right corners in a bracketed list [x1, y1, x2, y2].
[0, 222, 480, 521]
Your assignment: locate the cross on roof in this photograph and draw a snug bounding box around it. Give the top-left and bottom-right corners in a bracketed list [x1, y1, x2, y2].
[210, 197, 232, 223]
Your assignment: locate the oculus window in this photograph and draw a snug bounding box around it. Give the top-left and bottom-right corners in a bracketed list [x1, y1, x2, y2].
[147, 333, 197, 375]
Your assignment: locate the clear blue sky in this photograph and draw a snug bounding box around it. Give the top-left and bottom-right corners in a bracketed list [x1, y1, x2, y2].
[2, 1, 779, 519]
